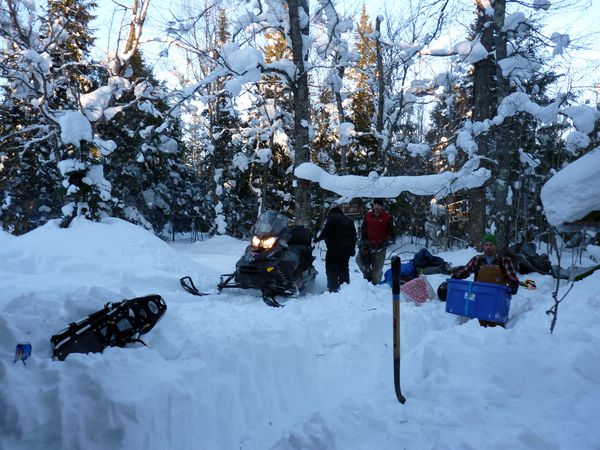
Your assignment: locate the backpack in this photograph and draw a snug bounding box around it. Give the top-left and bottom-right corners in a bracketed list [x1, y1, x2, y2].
[413, 248, 451, 274]
[50, 295, 167, 361]
[508, 242, 552, 275]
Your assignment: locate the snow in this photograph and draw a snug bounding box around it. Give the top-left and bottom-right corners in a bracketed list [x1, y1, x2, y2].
[503, 12, 528, 33]
[256, 147, 272, 164]
[219, 43, 263, 97]
[21, 0, 36, 12]
[561, 106, 600, 135]
[453, 40, 488, 64]
[407, 143, 430, 157]
[58, 111, 93, 147]
[533, 0, 551, 11]
[83, 165, 112, 201]
[338, 122, 355, 146]
[497, 92, 559, 124]
[80, 86, 114, 122]
[20, 50, 51, 74]
[541, 146, 600, 229]
[565, 131, 590, 153]
[233, 152, 250, 171]
[550, 33, 570, 57]
[295, 158, 490, 199]
[93, 138, 117, 156]
[2, 218, 599, 449]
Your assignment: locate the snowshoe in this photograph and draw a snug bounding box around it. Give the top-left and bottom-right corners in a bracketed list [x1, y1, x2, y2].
[50, 294, 167, 361]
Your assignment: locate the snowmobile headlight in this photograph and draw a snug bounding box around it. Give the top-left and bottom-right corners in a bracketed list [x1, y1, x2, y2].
[252, 236, 261, 249]
[261, 236, 277, 250]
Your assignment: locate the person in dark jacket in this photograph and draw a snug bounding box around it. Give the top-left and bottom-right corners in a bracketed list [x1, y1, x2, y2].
[315, 207, 357, 292]
[357, 198, 395, 285]
[452, 233, 520, 327]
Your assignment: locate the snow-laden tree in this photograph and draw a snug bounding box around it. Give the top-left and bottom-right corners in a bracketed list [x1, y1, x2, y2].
[164, 0, 333, 227]
[0, 0, 160, 231]
[0, 0, 107, 230]
[95, 51, 195, 236]
[445, 0, 600, 249]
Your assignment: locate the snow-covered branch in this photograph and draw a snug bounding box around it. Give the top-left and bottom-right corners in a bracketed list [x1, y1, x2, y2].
[294, 157, 491, 200]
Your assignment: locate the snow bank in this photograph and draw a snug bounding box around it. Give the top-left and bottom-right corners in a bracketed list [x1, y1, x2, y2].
[1, 222, 600, 449]
[541, 147, 600, 229]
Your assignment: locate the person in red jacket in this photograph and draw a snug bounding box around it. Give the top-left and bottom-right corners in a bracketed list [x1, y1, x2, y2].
[356, 198, 396, 284]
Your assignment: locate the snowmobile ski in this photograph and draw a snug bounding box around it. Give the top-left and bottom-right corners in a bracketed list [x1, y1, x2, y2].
[50, 295, 167, 361]
[391, 256, 406, 404]
[262, 292, 284, 307]
[180, 276, 219, 296]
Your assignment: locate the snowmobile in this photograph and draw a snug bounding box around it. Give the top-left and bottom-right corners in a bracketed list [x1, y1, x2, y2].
[181, 210, 317, 307]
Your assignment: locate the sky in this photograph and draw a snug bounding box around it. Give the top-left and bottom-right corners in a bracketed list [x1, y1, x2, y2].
[1, 215, 600, 449]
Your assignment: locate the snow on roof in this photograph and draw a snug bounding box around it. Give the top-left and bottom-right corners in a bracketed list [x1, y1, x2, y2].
[541, 147, 600, 230]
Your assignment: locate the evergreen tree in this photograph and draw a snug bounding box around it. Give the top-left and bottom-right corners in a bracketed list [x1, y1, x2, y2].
[41, 0, 111, 227]
[236, 30, 296, 216]
[347, 6, 377, 174]
[0, 0, 102, 232]
[97, 51, 193, 237]
[424, 70, 472, 248]
[0, 64, 62, 234]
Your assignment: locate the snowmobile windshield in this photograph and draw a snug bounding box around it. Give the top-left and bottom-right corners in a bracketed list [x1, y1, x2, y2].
[253, 210, 290, 238]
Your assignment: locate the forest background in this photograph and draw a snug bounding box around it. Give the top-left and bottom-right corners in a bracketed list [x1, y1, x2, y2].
[1, 0, 599, 251]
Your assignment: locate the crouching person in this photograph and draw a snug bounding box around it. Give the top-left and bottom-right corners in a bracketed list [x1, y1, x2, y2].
[452, 234, 519, 327]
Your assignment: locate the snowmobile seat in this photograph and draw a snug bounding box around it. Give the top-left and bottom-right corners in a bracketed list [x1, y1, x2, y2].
[288, 225, 312, 247]
[287, 226, 313, 271]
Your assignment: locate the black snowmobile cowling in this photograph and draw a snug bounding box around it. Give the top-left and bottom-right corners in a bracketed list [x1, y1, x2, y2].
[50, 295, 167, 361]
[217, 210, 317, 306]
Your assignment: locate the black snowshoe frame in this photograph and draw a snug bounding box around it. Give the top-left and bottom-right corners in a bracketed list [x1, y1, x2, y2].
[50, 295, 167, 361]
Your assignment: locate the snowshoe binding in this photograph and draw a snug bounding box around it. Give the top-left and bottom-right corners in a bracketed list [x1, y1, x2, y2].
[50, 294, 167, 361]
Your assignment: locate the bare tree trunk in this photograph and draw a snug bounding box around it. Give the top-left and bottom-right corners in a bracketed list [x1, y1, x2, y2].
[490, 0, 511, 252]
[288, 0, 311, 227]
[375, 16, 385, 170]
[333, 56, 348, 174]
[124, 0, 150, 56]
[468, 0, 496, 246]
